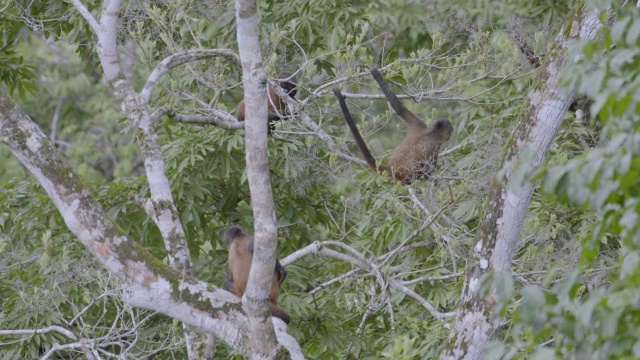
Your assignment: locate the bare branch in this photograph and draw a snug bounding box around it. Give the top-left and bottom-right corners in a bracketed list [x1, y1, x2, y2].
[148, 105, 173, 124]
[70, 0, 99, 33]
[172, 112, 243, 129]
[0, 91, 256, 355]
[300, 113, 367, 166]
[150, 105, 243, 130]
[443, 5, 605, 358]
[281, 240, 452, 321]
[388, 279, 455, 323]
[308, 269, 360, 295]
[41, 342, 92, 360]
[50, 97, 64, 143]
[141, 49, 241, 105]
[0, 326, 77, 340]
[400, 273, 462, 285]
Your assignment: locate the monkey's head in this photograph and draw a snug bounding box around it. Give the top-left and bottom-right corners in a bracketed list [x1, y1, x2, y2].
[277, 72, 298, 99]
[223, 225, 247, 247]
[432, 119, 454, 141]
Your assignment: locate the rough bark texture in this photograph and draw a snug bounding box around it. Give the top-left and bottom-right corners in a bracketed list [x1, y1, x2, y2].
[0, 91, 305, 358]
[7, 0, 296, 358]
[235, 0, 290, 358]
[73, 0, 209, 357]
[0, 91, 249, 354]
[441, 4, 604, 360]
[92, 0, 193, 273]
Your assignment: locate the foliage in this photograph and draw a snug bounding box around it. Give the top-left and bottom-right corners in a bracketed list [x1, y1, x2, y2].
[495, 1, 640, 359]
[0, 7, 36, 98]
[0, 0, 625, 358]
[0, 180, 185, 358]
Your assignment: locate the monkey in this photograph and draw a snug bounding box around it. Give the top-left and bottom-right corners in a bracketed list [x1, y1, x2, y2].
[222, 225, 291, 324]
[235, 72, 297, 132]
[332, 68, 453, 185]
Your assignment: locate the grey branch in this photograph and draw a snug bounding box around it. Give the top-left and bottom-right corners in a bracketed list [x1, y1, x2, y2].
[141, 49, 241, 105]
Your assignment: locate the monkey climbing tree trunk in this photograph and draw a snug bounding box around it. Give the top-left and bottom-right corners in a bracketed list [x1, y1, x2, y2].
[441, 4, 604, 360]
[235, 0, 292, 359]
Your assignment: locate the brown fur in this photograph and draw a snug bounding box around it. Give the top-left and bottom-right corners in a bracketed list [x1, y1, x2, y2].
[222, 225, 290, 324]
[333, 68, 453, 185]
[235, 72, 297, 127]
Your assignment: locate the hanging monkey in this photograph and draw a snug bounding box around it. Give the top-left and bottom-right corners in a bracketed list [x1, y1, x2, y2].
[333, 68, 453, 184]
[222, 225, 290, 324]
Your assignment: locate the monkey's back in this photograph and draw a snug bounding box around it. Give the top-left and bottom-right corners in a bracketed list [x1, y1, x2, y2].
[389, 127, 441, 181]
[228, 236, 281, 302]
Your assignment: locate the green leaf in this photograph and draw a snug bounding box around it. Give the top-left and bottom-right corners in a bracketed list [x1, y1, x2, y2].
[530, 347, 559, 360]
[611, 16, 631, 43]
[621, 251, 640, 280]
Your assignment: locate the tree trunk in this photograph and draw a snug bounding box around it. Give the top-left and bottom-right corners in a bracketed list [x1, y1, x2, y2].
[235, 0, 290, 358]
[0, 90, 250, 353]
[441, 4, 604, 359]
[70, 1, 211, 357]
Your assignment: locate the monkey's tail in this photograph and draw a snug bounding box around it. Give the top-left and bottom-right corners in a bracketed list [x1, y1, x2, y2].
[370, 68, 423, 127]
[332, 88, 379, 171]
[269, 303, 291, 324]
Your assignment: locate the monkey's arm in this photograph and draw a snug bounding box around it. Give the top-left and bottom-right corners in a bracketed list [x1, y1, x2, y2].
[275, 259, 287, 285]
[266, 89, 285, 121]
[235, 100, 246, 121]
[370, 68, 425, 129]
[245, 239, 287, 284]
[332, 88, 381, 171]
[267, 113, 282, 121]
[431, 151, 439, 173]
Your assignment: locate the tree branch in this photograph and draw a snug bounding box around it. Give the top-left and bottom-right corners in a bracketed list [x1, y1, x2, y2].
[281, 240, 452, 322]
[150, 105, 244, 130]
[235, 0, 292, 357]
[0, 91, 301, 357]
[70, 0, 99, 33]
[0, 326, 77, 340]
[141, 49, 241, 105]
[442, 5, 604, 359]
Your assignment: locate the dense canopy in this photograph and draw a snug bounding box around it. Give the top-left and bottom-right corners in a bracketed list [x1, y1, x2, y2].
[1, 0, 639, 359]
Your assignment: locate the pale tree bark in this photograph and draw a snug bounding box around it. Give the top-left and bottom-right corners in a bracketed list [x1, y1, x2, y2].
[0, 91, 244, 350]
[3, 0, 306, 357]
[442, 4, 604, 360]
[66, 0, 243, 357]
[235, 0, 299, 359]
[0, 91, 304, 358]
